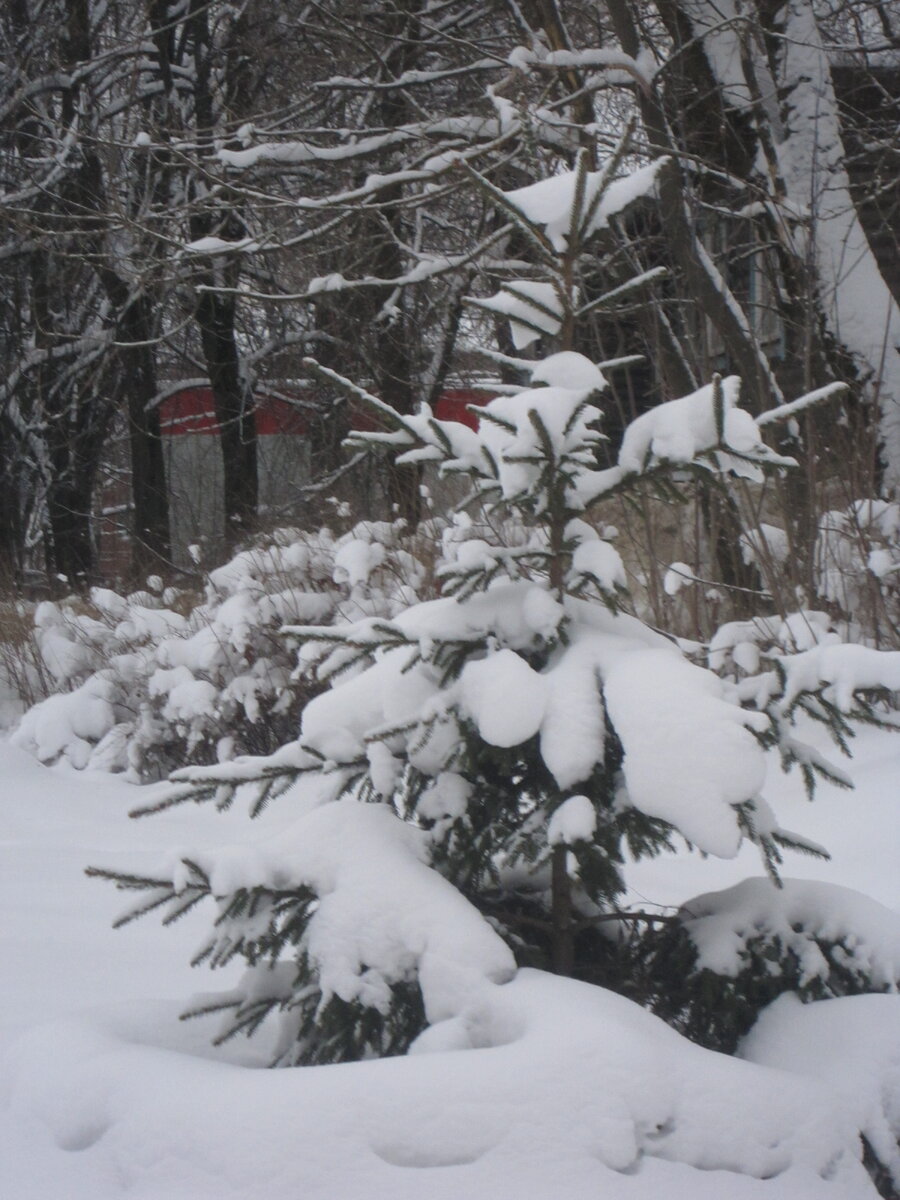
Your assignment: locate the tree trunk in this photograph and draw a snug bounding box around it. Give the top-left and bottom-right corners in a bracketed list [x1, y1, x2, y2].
[45, 476, 96, 590]
[196, 290, 258, 546]
[551, 844, 575, 975]
[188, 0, 258, 548]
[118, 299, 170, 577]
[605, 0, 782, 415]
[0, 427, 22, 587]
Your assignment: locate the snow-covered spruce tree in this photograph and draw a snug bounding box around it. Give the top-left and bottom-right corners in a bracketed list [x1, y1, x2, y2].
[89, 147, 900, 1069]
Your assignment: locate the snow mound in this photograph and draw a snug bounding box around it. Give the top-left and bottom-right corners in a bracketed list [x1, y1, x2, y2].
[12, 675, 119, 769]
[742, 992, 900, 1191]
[1, 971, 881, 1200]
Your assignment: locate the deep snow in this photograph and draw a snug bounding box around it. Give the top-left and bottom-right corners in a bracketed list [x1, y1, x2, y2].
[1, 726, 898, 1199]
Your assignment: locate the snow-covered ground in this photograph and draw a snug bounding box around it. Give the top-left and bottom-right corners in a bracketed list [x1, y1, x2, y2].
[1, 727, 898, 1199]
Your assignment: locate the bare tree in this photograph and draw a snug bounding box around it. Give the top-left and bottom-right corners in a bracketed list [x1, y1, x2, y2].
[0, 0, 172, 585]
[2, 0, 895, 584]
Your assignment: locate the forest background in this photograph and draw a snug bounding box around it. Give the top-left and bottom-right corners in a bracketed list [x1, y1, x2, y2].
[0, 0, 898, 627]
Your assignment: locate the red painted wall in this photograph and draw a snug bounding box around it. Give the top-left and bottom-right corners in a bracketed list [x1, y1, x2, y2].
[159, 387, 494, 436]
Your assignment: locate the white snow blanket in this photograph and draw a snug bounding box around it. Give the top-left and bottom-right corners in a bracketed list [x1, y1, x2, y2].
[1, 733, 899, 1199]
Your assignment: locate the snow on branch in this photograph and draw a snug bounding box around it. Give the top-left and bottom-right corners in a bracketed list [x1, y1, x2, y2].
[575, 375, 796, 508]
[576, 266, 667, 319]
[681, 877, 900, 991]
[313, 59, 502, 91]
[219, 129, 415, 170]
[159, 799, 516, 1024]
[776, 643, 900, 712]
[756, 382, 850, 427]
[502, 158, 669, 253]
[508, 45, 654, 94]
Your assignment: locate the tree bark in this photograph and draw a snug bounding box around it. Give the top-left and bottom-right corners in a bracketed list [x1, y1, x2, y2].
[551, 844, 575, 975]
[196, 290, 258, 546]
[188, 0, 258, 547]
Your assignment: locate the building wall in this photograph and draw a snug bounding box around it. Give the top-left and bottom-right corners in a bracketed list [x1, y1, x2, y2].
[97, 386, 493, 578]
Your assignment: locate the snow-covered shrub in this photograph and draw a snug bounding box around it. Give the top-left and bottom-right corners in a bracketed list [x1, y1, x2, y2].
[709, 609, 838, 682]
[815, 501, 900, 643]
[13, 521, 439, 778]
[641, 878, 900, 1054]
[734, 502, 900, 649]
[91, 149, 900, 1095]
